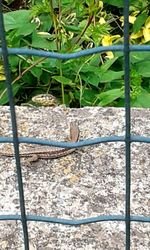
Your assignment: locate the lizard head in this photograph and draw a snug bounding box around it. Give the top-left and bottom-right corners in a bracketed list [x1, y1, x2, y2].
[32, 94, 59, 107]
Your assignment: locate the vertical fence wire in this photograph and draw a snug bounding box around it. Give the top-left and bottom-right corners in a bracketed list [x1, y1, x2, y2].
[0, 1, 29, 249]
[123, 1, 131, 249]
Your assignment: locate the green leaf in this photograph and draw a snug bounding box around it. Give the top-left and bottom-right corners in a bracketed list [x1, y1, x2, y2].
[99, 70, 124, 82]
[133, 12, 148, 33]
[75, 88, 97, 106]
[22, 73, 35, 85]
[80, 65, 100, 73]
[30, 67, 42, 79]
[97, 88, 124, 106]
[135, 61, 150, 77]
[130, 52, 150, 63]
[64, 25, 81, 33]
[100, 57, 118, 72]
[31, 32, 57, 50]
[9, 56, 20, 72]
[0, 84, 20, 105]
[16, 23, 36, 37]
[89, 55, 101, 67]
[4, 14, 16, 31]
[38, 14, 52, 32]
[81, 72, 100, 87]
[131, 89, 150, 108]
[103, 0, 137, 8]
[4, 10, 35, 33]
[103, 0, 123, 8]
[4, 0, 14, 4]
[52, 76, 75, 87]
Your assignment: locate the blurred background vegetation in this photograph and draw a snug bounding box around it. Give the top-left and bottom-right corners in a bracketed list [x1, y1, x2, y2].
[0, 0, 150, 107]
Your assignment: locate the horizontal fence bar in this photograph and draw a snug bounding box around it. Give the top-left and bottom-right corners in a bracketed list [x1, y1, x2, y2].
[0, 135, 149, 147]
[0, 215, 149, 225]
[0, 45, 150, 60]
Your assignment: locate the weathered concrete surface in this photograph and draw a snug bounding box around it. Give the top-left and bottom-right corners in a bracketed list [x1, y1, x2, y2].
[0, 107, 149, 250]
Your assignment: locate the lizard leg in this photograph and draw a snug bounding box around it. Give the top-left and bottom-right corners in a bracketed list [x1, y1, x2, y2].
[24, 154, 39, 167]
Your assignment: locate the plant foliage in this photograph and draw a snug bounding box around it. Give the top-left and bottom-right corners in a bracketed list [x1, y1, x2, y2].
[0, 0, 150, 107]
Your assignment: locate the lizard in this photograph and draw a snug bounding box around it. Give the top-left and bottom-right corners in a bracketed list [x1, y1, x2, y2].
[0, 122, 79, 163]
[0, 94, 79, 163]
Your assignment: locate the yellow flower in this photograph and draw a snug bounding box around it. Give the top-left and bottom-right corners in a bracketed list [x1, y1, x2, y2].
[145, 16, 150, 28]
[102, 35, 120, 58]
[131, 16, 150, 43]
[130, 30, 143, 39]
[143, 16, 150, 42]
[99, 17, 106, 24]
[143, 27, 150, 42]
[0, 65, 5, 81]
[120, 15, 137, 26]
[129, 15, 136, 24]
[99, 1, 103, 9]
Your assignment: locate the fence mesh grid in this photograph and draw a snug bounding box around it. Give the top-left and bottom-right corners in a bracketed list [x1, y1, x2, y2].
[0, 0, 150, 249]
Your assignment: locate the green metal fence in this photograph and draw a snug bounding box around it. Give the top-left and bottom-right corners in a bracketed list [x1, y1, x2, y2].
[0, 0, 150, 249]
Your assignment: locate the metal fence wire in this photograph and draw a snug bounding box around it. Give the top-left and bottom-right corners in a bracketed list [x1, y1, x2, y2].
[0, 0, 150, 249]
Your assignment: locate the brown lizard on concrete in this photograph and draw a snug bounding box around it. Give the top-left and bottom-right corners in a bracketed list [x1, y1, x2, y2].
[0, 122, 79, 163]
